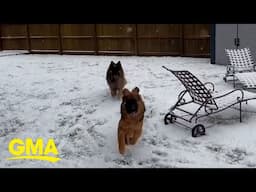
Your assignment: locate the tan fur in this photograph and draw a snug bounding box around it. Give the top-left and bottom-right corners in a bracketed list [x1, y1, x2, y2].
[118, 87, 145, 154]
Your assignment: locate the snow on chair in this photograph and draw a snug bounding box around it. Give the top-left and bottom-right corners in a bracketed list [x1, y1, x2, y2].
[224, 48, 256, 88]
[162, 66, 251, 137]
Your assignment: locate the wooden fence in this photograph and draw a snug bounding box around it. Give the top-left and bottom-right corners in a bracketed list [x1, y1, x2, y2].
[0, 24, 210, 57]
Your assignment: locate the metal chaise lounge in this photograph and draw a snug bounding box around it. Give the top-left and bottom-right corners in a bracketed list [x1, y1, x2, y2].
[162, 66, 256, 137]
[225, 48, 256, 88]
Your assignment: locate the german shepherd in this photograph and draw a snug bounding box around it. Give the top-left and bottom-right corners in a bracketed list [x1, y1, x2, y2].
[117, 87, 145, 154]
[106, 61, 127, 98]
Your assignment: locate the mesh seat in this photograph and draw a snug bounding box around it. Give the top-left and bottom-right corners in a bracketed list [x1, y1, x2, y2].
[225, 48, 256, 88]
[235, 72, 256, 88]
[225, 48, 254, 72]
[171, 70, 218, 108]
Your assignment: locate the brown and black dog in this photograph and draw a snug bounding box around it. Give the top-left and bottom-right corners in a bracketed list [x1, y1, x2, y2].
[106, 61, 127, 98]
[118, 87, 145, 154]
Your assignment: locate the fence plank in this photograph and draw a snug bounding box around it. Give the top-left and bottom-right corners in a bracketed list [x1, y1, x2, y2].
[0, 25, 2, 51]
[58, 24, 62, 54]
[29, 24, 59, 51]
[26, 24, 31, 52]
[137, 24, 182, 56]
[1, 24, 28, 50]
[60, 24, 95, 54]
[183, 24, 210, 57]
[94, 24, 98, 55]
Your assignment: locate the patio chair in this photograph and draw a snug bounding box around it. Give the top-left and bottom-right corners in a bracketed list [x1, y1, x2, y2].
[224, 48, 256, 88]
[162, 66, 256, 137]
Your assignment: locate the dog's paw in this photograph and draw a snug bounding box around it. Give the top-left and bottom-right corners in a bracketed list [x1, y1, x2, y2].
[110, 91, 116, 97]
[118, 92, 123, 100]
[119, 148, 126, 155]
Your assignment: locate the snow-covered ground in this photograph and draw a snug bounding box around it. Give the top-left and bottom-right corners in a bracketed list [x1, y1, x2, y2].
[1, 53, 256, 168]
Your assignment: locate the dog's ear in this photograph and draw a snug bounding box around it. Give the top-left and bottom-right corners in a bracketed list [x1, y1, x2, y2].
[117, 61, 121, 66]
[132, 87, 140, 94]
[110, 61, 115, 65]
[122, 88, 130, 97]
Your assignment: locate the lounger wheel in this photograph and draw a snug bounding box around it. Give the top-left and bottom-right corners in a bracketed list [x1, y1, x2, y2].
[164, 113, 175, 125]
[192, 124, 205, 137]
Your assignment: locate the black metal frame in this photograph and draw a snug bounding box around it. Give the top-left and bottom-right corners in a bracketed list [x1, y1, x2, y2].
[162, 66, 245, 137]
[223, 64, 236, 87]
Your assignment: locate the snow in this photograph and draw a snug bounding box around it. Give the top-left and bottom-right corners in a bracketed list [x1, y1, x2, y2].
[1, 53, 256, 168]
[0, 50, 29, 57]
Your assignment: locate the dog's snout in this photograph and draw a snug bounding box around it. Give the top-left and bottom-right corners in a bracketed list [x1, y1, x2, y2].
[131, 104, 136, 109]
[125, 99, 138, 114]
[113, 74, 119, 79]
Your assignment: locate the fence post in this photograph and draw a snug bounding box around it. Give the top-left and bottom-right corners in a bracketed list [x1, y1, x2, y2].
[180, 24, 184, 56]
[210, 24, 216, 64]
[0, 24, 2, 51]
[58, 24, 63, 54]
[94, 24, 98, 55]
[134, 24, 138, 55]
[26, 24, 31, 53]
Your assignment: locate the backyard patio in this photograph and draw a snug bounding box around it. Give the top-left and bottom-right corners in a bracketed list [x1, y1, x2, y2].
[1, 51, 256, 168]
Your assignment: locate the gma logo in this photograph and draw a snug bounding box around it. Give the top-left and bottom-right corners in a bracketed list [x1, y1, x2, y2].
[7, 138, 61, 163]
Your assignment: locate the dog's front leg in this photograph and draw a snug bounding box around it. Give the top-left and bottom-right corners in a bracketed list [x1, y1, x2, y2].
[117, 89, 123, 99]
[118, 130, 126, 155]
[130, 126, 142, 145]
[111, 89, 117, 97]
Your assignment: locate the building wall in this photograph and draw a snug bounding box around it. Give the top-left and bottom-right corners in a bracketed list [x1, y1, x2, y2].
[215, 24, 237, 65]
[215, 24, 256, 65]
[238, 24, 256, 61]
